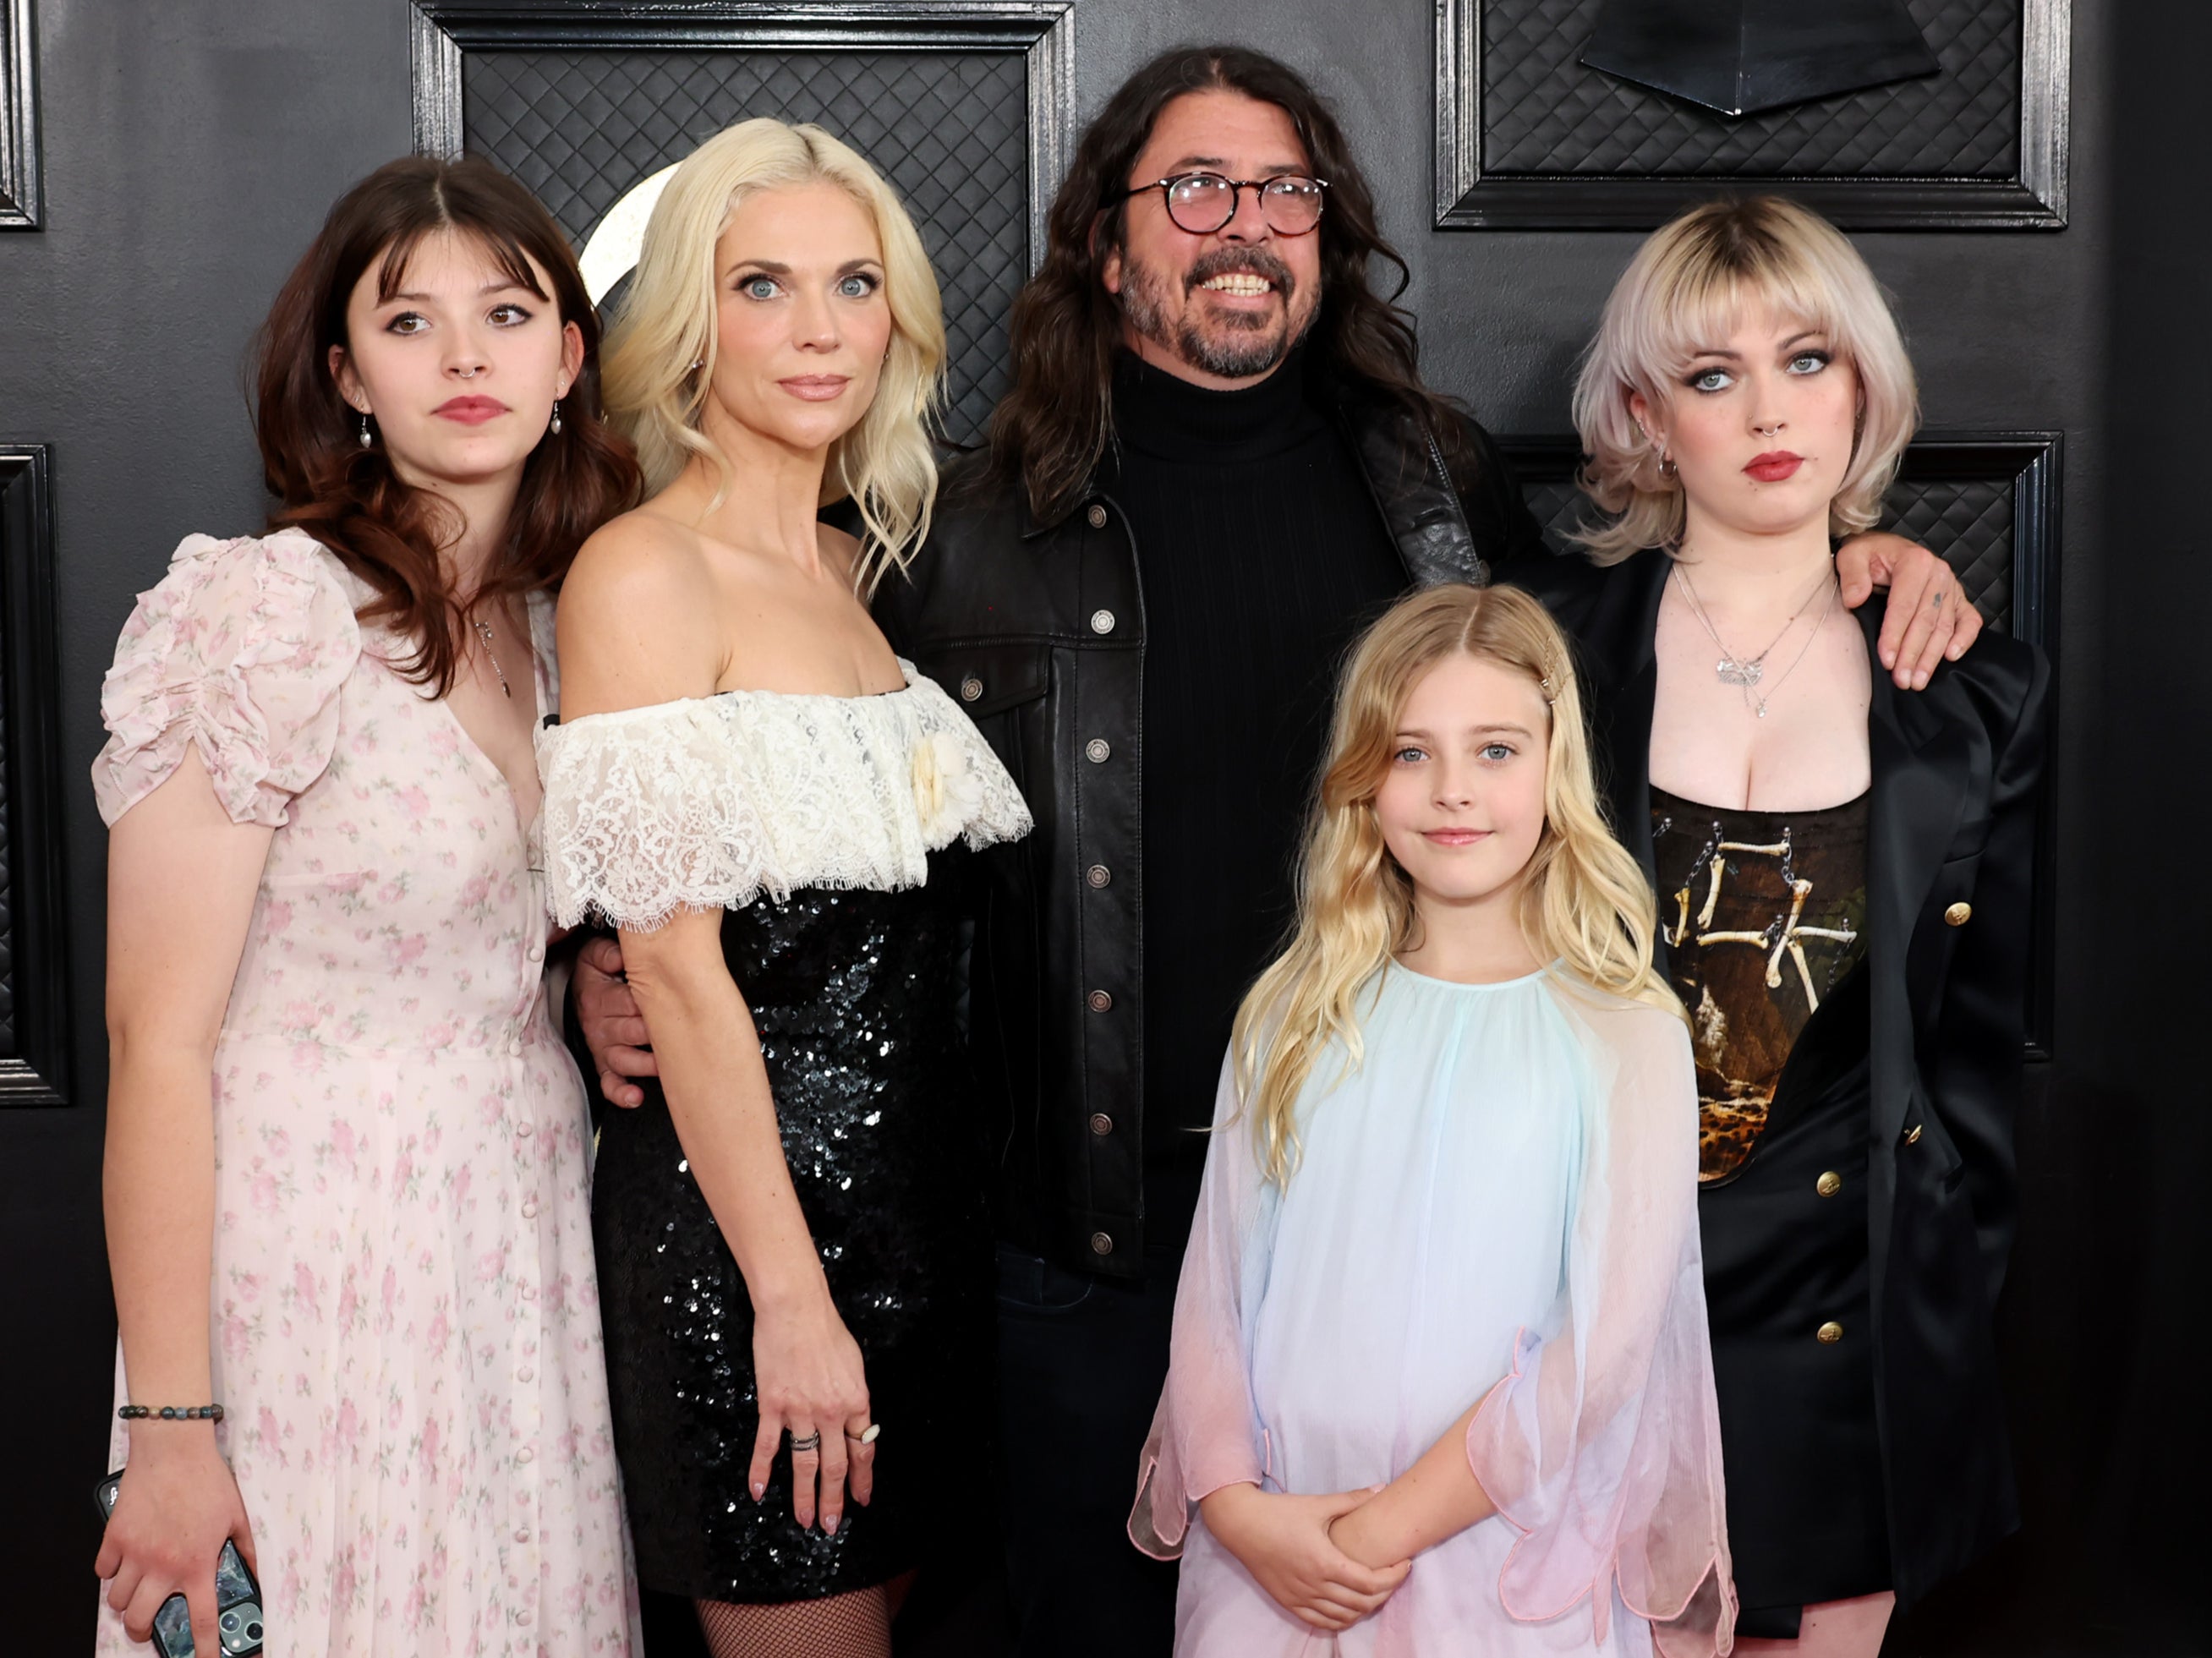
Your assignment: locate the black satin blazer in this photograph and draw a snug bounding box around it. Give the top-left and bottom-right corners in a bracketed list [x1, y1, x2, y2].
[1504, 547, 2050, 1608]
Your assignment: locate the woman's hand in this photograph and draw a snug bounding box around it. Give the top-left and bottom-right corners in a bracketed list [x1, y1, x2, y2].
[96, 1429, 258, 1654]
[750, 1286, 876, 1535]
[1198, 1482, 1410, 1632]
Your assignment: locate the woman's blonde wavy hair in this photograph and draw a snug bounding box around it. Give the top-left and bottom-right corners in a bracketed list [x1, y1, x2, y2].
[600, 118, 946, 594]
[1569, 194, 1918, 565]
[1232, 583, 1681, 1185]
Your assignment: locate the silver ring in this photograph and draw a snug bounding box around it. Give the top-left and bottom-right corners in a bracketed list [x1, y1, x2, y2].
[846, 1423, 882, 1445]
[789, 1431, 822, 1453]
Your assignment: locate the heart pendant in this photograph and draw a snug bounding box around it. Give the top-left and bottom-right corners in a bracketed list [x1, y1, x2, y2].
[1716, 658, 1763, 687]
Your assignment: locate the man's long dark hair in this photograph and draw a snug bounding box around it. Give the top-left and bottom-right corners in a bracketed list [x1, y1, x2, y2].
[254, 156, 640, 694]
[985, 46, 1465, 524]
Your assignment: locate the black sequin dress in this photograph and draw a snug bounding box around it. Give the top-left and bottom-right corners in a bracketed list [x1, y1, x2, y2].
[537, 664, 1033, 1602]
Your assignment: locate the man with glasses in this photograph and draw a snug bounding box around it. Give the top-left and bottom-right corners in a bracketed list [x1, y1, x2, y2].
[578, 42, 1975, 1655]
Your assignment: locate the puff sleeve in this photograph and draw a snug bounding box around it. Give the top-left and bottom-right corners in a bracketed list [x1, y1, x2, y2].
[91, 531, 360, 829]
[1463, 996, 1735, 1657]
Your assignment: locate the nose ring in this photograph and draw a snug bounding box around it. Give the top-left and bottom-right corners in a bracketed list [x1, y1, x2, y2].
[1754, 423, 1779, 437]
[458, 366, 479, 379]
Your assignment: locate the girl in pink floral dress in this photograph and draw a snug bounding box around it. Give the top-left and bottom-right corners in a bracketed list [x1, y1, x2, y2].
[90, 158, 640, 1657]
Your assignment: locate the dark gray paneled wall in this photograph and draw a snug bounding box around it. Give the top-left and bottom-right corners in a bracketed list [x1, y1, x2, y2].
[4, 3, 2195, 1653]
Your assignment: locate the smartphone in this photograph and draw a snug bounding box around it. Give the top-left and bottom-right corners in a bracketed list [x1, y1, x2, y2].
[93, 1472, 265, 1658]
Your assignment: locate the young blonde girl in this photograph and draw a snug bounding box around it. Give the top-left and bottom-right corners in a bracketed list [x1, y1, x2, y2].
[1130, 583, 1734, 1656]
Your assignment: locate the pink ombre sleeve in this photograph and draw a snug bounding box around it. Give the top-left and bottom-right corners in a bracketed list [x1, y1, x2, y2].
[1128, 1055, 1269, 1560]
[1465, 992, 1737, 1658]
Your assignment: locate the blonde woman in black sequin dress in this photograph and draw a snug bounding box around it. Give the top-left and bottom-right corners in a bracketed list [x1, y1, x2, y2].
[1507, 197, 2048, 1656]
[537, 121, 1029, 1655]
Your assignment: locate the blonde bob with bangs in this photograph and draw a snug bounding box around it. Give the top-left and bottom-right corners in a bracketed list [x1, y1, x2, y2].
[1231, 583, 1682, 1186]
[600, 118, 947, 595]
[1569, 194, 1918, 566]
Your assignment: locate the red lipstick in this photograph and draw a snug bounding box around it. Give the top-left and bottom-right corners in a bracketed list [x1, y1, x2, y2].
[433, 396, 507, 424]
[1744, 451, 1804, 483]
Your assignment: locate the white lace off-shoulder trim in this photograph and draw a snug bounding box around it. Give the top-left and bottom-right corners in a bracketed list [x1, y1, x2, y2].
[536, 659, 1032, 929]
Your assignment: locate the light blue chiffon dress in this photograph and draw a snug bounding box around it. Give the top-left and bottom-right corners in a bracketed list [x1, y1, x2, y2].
[1131, 966, 1734, 1657]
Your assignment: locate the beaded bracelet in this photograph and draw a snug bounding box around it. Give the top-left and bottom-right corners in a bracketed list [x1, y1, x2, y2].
[118, 1404, 225, 1423]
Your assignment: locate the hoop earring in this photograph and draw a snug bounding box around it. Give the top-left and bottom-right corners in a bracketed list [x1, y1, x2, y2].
[549, 400, 563, 436]
[358, 413, 373, 449]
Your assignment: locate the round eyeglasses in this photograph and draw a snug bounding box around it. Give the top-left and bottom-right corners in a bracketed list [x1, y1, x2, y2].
[1110, 172, 1329, 237]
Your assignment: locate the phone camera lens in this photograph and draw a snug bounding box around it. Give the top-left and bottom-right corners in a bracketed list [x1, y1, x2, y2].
[222, 1611, 241, 1631]
[246, 1622, 265, 1643]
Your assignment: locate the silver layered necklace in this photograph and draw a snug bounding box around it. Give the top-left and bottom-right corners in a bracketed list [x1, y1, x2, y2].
[1673, 558, 1837, 719]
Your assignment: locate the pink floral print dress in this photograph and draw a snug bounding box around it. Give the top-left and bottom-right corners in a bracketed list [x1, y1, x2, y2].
[90, 529, 635, 1657]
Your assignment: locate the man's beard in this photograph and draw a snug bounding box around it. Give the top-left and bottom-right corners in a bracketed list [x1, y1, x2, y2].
[1120, 247, 1311, 380]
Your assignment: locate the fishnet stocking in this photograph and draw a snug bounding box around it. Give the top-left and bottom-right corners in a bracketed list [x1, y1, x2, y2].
[694, 1588, 892, 1658]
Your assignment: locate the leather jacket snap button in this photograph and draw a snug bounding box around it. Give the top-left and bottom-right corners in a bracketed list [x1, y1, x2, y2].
[1087, 503, 1109, 529]
[1086, 738, 1111, 763]
[1089, 609, 1116, 634]
[1089, 1113, 1114, 1135]
[1085, 863, 1111, 889]
[960, 676, 983, 703]
[1089, 1230, 1114, 1256]
[1087, 989, 1113, 1013]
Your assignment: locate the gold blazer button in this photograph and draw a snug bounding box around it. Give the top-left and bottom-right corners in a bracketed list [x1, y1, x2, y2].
[1944, 901, 1972, 926]
[1817, 1321, 1844, 1344]
[1816, 1170, 1842, 1197]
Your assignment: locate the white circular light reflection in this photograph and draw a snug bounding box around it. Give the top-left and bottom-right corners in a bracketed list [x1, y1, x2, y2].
[579, 163, 680, 307]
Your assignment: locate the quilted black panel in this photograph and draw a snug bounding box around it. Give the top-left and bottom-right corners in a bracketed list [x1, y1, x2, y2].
[462, 48, 1029, 445]
[0, 640, 17, 1055]
[1482, 0, 2021, 178]
[1521, 474, 2018, 634]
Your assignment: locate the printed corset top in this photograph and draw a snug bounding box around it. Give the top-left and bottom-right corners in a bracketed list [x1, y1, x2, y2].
[1650, 785, 1870, 1182]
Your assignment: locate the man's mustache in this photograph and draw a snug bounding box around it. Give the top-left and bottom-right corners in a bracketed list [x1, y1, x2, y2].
[1185, 247, 1296, 298]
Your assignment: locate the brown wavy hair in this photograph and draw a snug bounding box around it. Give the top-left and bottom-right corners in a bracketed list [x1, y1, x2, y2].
[984, 45, 1469, 524]
[254, 156, 639, 692]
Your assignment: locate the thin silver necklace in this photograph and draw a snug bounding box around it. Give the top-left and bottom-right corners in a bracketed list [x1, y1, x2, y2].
[469, 616, 512, 699]
[1673, 561, 1837, 719]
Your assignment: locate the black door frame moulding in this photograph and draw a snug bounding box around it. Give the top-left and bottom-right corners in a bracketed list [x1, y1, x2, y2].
[1434, 0, 2071, 231]
[0, 446, 69, 1103]
[1498, 430, 2061, 1060]
[409, 0, 1076, 272]
[1, 0, 40, 228]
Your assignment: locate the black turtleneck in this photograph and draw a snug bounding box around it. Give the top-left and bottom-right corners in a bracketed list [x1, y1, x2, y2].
[1101, 348, 1408, 1242]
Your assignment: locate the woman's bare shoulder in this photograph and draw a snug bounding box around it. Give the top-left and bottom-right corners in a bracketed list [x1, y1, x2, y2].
[563, 505, 720, 618]
[557, 506, 730, 711]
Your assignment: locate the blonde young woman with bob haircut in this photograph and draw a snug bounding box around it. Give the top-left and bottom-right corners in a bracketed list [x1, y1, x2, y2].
[1131, 583, 1735, 1657]
[537, 119, 1030, 1654]
[1515, 195, 2050, 1655]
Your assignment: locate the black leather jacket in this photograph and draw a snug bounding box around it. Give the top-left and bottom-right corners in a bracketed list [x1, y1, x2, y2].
[873, 386, 1547, 1278]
